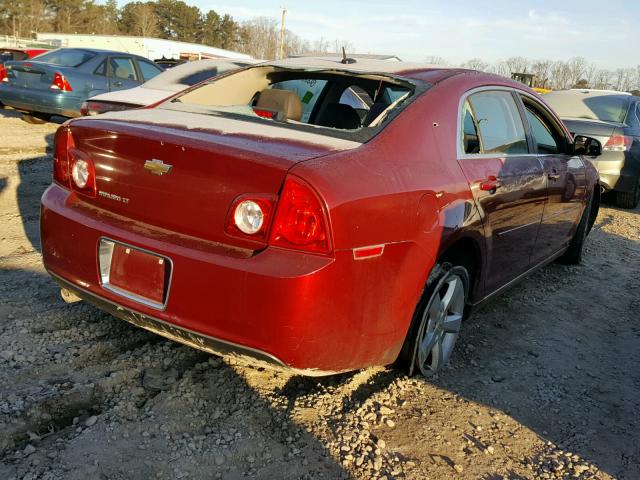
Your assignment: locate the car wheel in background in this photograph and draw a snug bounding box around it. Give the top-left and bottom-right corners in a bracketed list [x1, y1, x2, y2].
[400, 263, 469, 378]
[559, 191, 595, 265]
[615, 176, 640, 209]
[21, 113, 51, 125]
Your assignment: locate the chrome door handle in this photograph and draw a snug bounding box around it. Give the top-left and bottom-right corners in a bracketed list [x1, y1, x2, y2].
[548, 172, 561, 181]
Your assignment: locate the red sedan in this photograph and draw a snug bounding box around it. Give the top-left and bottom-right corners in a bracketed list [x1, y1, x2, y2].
[0, 48, 49, 101]
[40, 57, 601, 377]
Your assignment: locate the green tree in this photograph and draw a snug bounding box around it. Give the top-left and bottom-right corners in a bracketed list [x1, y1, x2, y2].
[153, 0, 203, 42]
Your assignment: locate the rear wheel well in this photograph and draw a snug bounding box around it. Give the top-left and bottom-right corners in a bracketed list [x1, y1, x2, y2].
[439, 237, 482, 304]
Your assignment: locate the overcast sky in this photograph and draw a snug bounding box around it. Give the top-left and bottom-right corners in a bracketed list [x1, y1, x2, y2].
[177, 0, 637, 69]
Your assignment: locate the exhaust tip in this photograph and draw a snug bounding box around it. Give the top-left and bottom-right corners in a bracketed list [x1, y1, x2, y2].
[60, 288, 82, 304]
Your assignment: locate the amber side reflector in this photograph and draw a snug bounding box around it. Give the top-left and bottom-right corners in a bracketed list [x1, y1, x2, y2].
[353, 244, 385, 260]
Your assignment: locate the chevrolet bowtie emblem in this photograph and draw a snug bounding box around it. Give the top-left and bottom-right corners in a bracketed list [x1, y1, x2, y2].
[144, 159, 172, 176]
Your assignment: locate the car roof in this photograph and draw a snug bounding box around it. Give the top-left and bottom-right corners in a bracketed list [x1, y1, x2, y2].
[43, 47, 149, 58]
[265, 56, 454, 79]
[545, 89, 632, 98]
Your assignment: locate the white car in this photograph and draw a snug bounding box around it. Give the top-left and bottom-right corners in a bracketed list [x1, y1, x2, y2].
[80, 58, 257, 116]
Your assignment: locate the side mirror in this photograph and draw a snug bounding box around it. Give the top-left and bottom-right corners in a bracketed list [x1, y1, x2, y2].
[573, 135, 602, 157]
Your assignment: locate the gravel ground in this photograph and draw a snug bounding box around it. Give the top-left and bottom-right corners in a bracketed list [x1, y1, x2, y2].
[1, 108, 639, 480]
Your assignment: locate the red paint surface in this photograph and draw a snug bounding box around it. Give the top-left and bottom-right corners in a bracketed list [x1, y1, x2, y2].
[40, 68, 599, 373]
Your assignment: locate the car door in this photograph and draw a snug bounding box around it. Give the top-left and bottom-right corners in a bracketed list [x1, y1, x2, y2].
[518, 94, 587, 263]
[457, 89, 548, 295]
[108, 56, 140, 91]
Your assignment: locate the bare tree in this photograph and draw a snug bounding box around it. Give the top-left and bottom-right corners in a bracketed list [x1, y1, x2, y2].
[462, 58, 489, 71]
[504, 56, 530, 74]
[240, 17, 279, 59]
[531, 60, 553, 88]
[310, 37, 330, 53]
[566, 57, 588, 88]
[424, 56, 447, 65]
[591, 70, 611, 90]
[133, 3, 158, 37]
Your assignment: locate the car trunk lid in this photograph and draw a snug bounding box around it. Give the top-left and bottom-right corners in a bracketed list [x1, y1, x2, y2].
[562, 117, 626, 145]
[5, 61, 71, 90]
[67, 108, 362, 249]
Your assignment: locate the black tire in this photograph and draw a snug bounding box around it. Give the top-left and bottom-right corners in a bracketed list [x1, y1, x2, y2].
[559, 191, 594, 265]
[615, 176, 640, 209]
[21, 113, 50, 125]
[397, 263, 469, 378]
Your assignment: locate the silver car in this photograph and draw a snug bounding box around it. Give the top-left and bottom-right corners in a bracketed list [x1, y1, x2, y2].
[544, 89, 640, 208]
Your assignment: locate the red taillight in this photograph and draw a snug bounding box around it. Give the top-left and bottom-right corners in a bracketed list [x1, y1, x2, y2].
[80, 100, 130, 116]
[269, 176, 331, 254]
[603, 135, 632, 152]
[53, 127, 73, 186]
[0, 64, 8, 83]
[50, 72, 72, 91]
[52, 126, 96, 196]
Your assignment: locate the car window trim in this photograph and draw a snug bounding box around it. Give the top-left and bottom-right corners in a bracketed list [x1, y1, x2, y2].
[518, 91, 572, 155]
[456, 85, 537, 160]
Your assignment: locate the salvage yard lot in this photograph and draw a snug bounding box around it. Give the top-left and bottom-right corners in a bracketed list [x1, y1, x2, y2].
[0, 109, 638, 480]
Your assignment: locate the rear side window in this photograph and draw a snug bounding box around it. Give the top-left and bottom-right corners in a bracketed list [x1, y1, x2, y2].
[110, 57, 137, 80]
[462, 101, 481, 154]
[33, 49, 95, 67]
[94, 60, 107, 76]
[272, 79, 328, 123]
[467, 91, 528, 155]
[138, 60, 162, 81]
[524, 106, 559, 154]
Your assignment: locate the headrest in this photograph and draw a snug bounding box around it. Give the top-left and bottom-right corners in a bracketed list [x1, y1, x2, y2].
[256, 89, 303, 121]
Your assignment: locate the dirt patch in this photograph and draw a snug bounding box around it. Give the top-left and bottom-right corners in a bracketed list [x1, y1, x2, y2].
[0, 113, 638, 479]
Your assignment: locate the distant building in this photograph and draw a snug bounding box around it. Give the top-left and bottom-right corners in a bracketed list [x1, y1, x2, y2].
[290, 53, 402, 61]
[35, 33, 251, 61]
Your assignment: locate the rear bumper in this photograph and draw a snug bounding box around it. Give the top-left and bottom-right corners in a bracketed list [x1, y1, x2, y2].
[589, 152, 624, 191]
[0, 85, 82, 117]
[50, 272, 292, 372]
[589, 150, 640, 193]
[41, 184, 417, 375]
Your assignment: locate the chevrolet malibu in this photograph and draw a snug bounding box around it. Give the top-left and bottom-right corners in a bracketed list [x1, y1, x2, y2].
[41, 57, 601, 377]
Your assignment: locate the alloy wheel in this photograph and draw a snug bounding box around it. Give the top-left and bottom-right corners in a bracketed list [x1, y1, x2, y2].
[415, 272, 466, 377]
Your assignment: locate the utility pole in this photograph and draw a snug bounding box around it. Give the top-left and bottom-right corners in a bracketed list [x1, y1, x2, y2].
[279, 7, 287, 60]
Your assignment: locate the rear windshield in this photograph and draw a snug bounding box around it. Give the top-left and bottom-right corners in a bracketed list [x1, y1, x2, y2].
[144, 61, 250, 91]
[1, 51, 28, 63]
[33, 49, 95, 67]
[161, 65, 425, 141]
[544, 92, 630, 123]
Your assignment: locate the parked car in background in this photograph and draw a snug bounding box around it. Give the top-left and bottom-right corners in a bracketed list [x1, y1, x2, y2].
[0, 48, 163, 123]
[41, 58, 601, 378]
[544, 89, 640, 208]
[0, 47, 50, 107]
[80, 58, 256, 116]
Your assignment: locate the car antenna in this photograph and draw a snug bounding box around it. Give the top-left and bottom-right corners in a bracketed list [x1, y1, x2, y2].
[341, 47, 356, 64]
